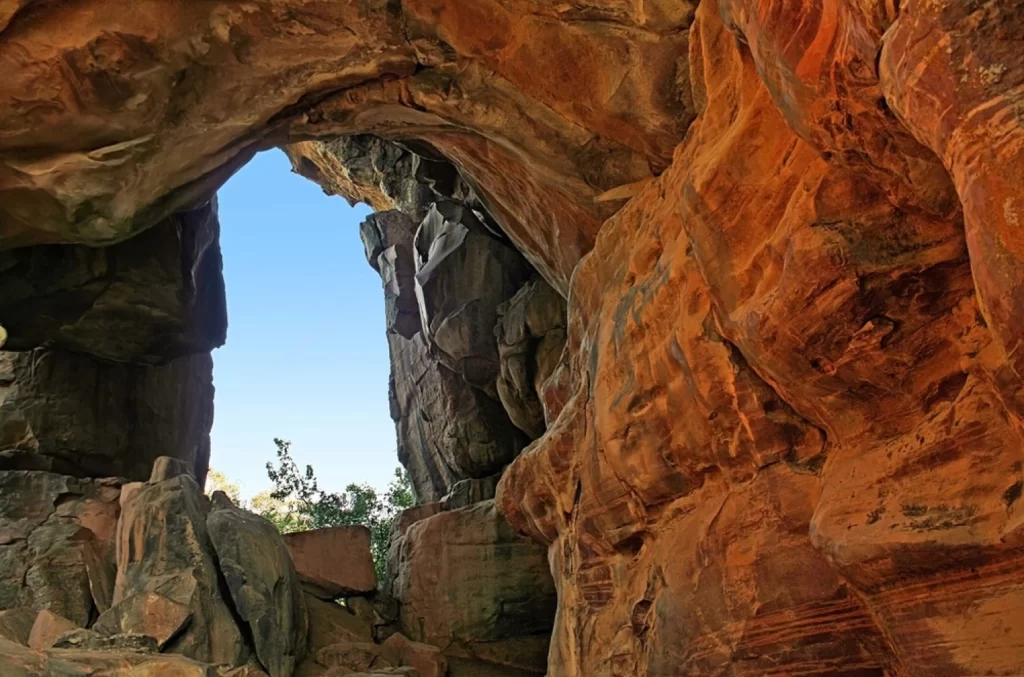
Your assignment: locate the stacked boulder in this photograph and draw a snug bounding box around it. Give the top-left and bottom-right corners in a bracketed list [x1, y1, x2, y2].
[339, 137, 562, 675]
[0, 456, 456, 677]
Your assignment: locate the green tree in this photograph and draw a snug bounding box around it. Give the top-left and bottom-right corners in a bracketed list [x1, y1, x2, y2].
[206, 469, 244, 506]
[260, 438, 414, 580]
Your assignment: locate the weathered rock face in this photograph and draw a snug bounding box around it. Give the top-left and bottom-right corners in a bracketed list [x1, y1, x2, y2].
[0, 199, 226, 364]
[387, 501, 556, 673]
[495, 3, 1024, 674]
[0, 350, 215, 483]
[6, 0, 1024, 675]
[0, 2, 692, 292]
[207, 496, 308, 677]
[0, 471, 121, 627]
[0, 460, 330, 676]
[282, 526, 377, 600]
[353, 140, 536, 500]
[111, 473, 246, 667]
[495, 279, 567, 439]
[0, 637, 223, 677]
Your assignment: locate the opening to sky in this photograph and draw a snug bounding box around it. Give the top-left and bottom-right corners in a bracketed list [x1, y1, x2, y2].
[210, 148, 398, 499]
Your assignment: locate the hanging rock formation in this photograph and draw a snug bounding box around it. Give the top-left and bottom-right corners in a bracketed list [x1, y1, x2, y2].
[350, 137, 541, 501]
[0, 197, 226, 483]
[3, 0, 1024, 675]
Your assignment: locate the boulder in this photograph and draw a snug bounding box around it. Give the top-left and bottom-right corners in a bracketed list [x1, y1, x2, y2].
[52, 629, 158, 653]
[305, 594, 373, 651]
[439, 476, 500, 511]
[0, 608, 36, 646]
[0, 471, 121, 626]
[316, 641, 394, 672]
[344, 595, 399, 643]
[388, 501, 555, 673]
[381, 633, 447, 677]
[207, 496, 308, 677]
[494, 278, 566, 439]
[389, 505, 441, 541]
[110, 473, 245, 666]
[0, 636, 216, 676]
[283, 527, 376, 599]
[28, 611, 79, 650]
[149, 457, 194, 483]
[218, 666, 271, 677]
[92, 591, 191, 649]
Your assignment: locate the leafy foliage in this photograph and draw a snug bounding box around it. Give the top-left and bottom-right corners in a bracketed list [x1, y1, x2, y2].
[260, 438, 414, 579]
[206, 469, 243, 505]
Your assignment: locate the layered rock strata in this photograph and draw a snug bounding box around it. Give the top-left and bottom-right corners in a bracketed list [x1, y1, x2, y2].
[0, 197, 226, 482]
[3, 0, 1024, 675]
[386, 501, 556, 674]
[0, 350, 215, 482]
[349, 136, 560, 501]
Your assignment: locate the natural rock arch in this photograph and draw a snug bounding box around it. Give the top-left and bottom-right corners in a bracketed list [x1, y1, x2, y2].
[3, 0, 1024, 675]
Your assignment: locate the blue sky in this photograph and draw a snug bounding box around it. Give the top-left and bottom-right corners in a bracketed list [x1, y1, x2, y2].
[210, 148, 398, 497]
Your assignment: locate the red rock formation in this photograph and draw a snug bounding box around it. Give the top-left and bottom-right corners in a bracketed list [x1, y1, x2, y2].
[4, 0, 1024, 675]
[498, 2, 1024, 674]
[283, 527, 378, 599]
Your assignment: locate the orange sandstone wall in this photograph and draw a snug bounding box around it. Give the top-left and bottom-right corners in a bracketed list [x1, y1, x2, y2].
[2, 0, 1024, 674]
[499, 2, 1024, 674]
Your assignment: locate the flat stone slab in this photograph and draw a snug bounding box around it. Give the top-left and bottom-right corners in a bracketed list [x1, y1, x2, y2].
[283, 527, 376, 599]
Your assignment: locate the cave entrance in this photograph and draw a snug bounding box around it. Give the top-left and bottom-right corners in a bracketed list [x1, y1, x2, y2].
[209, 148, 399, 501]
[208, 136, 565, 676]
[0, 132, 563, 675]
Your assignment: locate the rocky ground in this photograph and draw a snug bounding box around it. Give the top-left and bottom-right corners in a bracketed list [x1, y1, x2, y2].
[0, 454, 553, 677]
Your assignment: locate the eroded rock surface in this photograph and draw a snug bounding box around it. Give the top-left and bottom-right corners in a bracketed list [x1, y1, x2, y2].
[353, 142, 534, 500]
[0, 471, 121, 627]
[495, 279, 567, 439]
[111, 472, 245, 666]
[208, 496, 308, 677]
[0, 351, 214, 482]
[5, 0, 1024, 675]
[496, 2, 1024, 674]
[283, 526, 377, 600]
[387, 501, 556, 673]
[0, 199, 226, 363]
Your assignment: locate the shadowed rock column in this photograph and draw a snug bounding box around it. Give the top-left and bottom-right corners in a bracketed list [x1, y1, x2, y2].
[0, 200, 226, 483]
[361, 207, 530, 501]
[0, 350, 215, 483]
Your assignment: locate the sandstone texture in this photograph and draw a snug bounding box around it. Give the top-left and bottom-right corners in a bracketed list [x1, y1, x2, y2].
[0, 471, 121, 627]
[386, 501, 556, 673]
[0, 637, 222, 677]
[111, 471, 246, 666]
[352, 141, 542, 501]
[0, 459, 372, 677]
[208, 496, 308, 677]
[380, 632, 447, 677]
[283, 527, 377, 599]
[495, 279, 567, 439]
[0, 199, 226, 363]
[3, 0, 1024, 675]
[0, 350, 214, 482]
